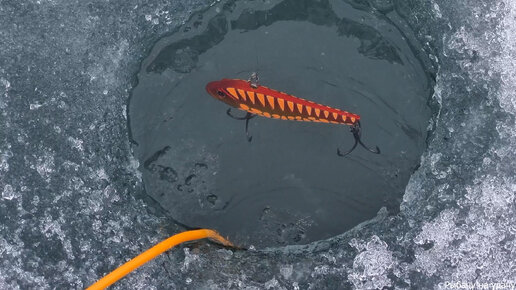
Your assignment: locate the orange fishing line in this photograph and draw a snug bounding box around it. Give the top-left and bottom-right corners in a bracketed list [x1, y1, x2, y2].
[87, 229, 234, 290]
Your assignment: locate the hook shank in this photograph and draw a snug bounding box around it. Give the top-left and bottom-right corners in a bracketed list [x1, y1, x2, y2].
[227, 108, 255, 142]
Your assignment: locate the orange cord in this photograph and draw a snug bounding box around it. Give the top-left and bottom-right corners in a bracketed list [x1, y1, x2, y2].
[87, 229, 234, 290]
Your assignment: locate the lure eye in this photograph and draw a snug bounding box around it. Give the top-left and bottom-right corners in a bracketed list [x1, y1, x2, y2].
[217, 90, 225, 97]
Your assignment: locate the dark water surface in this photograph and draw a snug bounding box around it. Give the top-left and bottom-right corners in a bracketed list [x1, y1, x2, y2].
[129, 0, 432, 247]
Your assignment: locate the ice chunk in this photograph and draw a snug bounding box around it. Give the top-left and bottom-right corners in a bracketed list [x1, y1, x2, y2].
[348, 235, 396, 289]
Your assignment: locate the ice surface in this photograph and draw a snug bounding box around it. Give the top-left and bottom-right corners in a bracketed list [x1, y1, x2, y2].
[0, 0, 211, 288]
[1, 0, 515, 289]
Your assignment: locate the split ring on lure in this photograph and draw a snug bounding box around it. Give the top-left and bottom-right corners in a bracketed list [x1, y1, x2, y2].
[206, 76, 380, 156]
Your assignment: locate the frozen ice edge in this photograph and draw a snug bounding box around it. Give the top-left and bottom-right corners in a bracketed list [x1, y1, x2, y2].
[0, 0, 515, 289]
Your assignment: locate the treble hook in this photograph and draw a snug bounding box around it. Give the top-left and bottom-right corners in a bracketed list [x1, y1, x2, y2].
[226, 108, 256, 142]
[337, 120, 380, 156]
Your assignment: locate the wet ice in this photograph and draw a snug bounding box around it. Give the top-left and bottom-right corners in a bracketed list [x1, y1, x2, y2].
[1, 0, 516, 289]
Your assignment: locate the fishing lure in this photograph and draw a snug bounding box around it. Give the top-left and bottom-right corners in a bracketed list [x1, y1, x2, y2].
[206, 74, 380, 156]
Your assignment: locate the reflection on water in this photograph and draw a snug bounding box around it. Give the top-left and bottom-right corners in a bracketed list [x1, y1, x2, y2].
[148, 0, 402, 75]
[129, 0, 433, 247]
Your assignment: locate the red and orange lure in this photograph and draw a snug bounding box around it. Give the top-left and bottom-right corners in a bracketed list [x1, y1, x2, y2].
[206, 75, 380, 156]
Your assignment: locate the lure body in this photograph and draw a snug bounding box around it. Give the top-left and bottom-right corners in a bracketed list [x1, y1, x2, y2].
[206, 79, 360, 125]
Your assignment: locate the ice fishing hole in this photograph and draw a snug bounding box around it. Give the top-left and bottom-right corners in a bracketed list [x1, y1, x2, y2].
[129, 0, 433, 247]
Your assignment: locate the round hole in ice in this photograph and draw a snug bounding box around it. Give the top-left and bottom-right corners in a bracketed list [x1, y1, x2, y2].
[129, 0, 433, 247]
